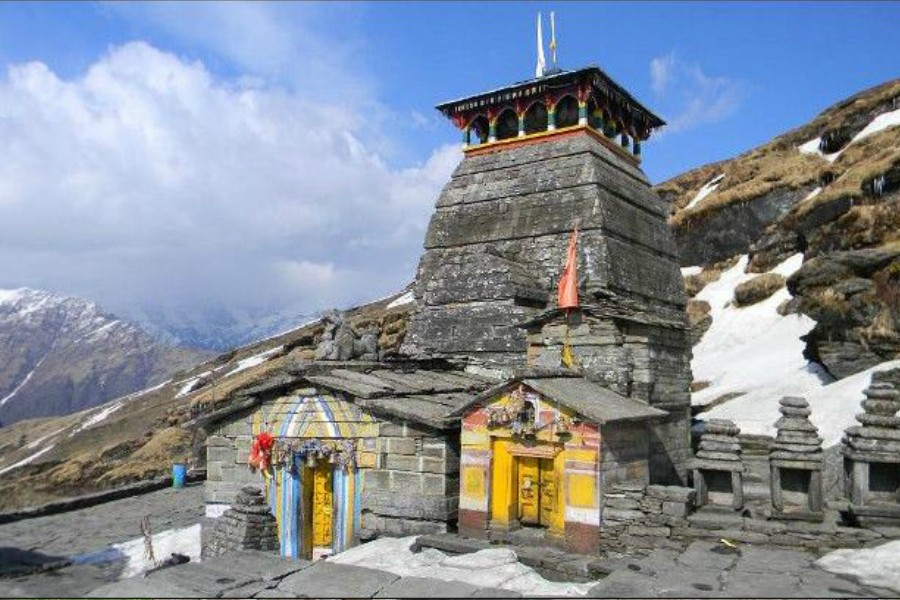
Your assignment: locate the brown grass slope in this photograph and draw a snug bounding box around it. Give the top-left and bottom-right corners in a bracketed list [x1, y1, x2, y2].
[0, 291, 414, 511]
[660, 77, 900, 229]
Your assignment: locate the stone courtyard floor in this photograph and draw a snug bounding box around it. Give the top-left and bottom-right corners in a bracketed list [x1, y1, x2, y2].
[0, 483, 895, 598]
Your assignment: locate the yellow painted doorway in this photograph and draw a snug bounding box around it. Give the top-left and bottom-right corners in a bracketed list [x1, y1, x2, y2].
[302, 464, 333, 559]
[516, 457, 560, 528]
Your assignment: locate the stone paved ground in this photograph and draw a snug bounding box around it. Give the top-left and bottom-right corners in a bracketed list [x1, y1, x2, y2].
[85, 541, 894, 599]
[1, 484, 896, 598]
[0, 483, 205, 597]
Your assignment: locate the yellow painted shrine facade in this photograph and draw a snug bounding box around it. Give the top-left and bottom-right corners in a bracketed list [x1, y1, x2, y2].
[454, 375, 666, 555]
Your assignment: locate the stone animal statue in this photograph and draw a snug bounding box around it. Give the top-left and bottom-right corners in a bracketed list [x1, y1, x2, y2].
[315, 310, 380, 361]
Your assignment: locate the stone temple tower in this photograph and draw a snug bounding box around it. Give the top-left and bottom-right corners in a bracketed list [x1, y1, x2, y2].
[401, 65, 694, 483]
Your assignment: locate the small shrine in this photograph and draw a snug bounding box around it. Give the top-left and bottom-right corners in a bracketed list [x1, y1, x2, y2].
[691, 419, 744, 510]
[450, 371, 665, 555]
[437, 66, 664, 161]
[842, 379, 900, 526]
[769, 396, 824, 519]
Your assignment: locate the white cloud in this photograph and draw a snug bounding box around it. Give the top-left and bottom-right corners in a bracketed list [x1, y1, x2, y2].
[0, 42, 461, 328]
[649, 51, 745, 135]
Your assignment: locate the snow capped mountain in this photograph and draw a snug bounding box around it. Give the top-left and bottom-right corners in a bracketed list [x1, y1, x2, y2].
[125, 302, 319, 351]
[0, 287, 211, 426]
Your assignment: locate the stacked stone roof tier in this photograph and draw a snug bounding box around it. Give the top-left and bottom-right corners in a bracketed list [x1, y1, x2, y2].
[771, 396, 823, 467]
[693, 419, 743, 471]
[843, 381, 900, 462]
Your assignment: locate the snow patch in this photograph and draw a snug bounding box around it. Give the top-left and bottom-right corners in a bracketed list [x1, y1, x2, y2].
[681, 266, 702, 277]
[74, 524, 202, 580]
[175, 371, 212, 398]
[0, 444, 55, 475]
[386, 291, 415, 309]
[0, 288, 26, 305]
[684, 174, 725, 211]
[803, 186, 823, 202]
[816, 540, 900, 593]
[330, 536, 596, 596]
[224, 346, 283, 378]
[798, 137, 822, 155]
[0, 351, 50, 407]
[73, 401, 124, 434]
[851, 106, 900, 146]
[24, 427, 67, 450]
[692, 254, 834, 422]
[121, 379, 170, 400]
[205, 504, 231, 519]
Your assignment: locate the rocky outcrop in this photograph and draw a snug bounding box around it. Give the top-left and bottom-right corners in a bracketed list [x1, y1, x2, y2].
[788, 248, 900, 378]
[734, 273, 785, 306]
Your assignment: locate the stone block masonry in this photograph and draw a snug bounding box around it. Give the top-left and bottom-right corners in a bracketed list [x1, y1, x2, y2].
[402, 133, 689, 367]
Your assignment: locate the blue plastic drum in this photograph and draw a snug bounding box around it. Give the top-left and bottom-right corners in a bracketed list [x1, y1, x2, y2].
[172, 463, 187, 488]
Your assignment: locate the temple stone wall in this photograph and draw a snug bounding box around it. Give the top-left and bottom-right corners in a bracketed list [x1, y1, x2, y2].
[205, 397, 459, 538]
[402, 133, 689, 366]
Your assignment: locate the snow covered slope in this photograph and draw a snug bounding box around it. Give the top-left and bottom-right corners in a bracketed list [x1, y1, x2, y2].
[0, 287, 210, 425]
[690, 256, 900, 445]
[692, 254, 832, 410]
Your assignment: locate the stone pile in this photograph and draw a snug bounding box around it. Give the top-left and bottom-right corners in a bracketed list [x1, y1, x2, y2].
[203, 486, 278, 559]
[770, 396, 824, 515]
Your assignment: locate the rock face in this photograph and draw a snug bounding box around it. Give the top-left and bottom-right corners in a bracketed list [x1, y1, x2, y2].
[788, 248, 900, 378]
[0, 288, 210, 425]
[203, 486, 278, 558]
[402, 132, 689, 366]
[660, 76, 900, 380]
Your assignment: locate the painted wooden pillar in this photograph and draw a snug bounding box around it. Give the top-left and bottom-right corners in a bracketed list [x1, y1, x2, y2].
[488, 119, 497, 143]
[620, 133, 630, 150]
[547, 106, 556, 131]
[489, 439, 517, 533]
[578, 101, 588, 126]
[518, 114, 526, 138]
[633, 140, 642, 156]
[551, 450, 567, 538]
[463, 127, 471, 146]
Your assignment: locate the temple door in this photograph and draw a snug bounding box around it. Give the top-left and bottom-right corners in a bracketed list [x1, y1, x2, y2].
[539, 458, 558, 528]
[517, 457, 540, 525]
[312, 465, 333, 549]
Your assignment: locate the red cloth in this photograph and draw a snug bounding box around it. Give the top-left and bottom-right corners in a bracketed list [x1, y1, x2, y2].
[248, 432, 274, 472]
[557, 227, 579, 309]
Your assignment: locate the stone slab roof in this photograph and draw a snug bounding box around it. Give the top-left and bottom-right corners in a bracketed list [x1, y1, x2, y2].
[297, 362, 494, 430]
[449, 373, 666, 426]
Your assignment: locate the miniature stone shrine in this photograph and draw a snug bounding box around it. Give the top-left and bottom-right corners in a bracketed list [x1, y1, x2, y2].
[842, 379, 900, 526]
[770, 396, 824, 518]
[691, 419, 744, 509]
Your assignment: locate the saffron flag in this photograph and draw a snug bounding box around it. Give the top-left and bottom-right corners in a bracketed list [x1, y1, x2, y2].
[557, 227, 579, 309]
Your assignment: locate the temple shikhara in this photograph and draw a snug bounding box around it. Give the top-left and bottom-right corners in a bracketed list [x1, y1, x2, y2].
[201, 17, 900, 565]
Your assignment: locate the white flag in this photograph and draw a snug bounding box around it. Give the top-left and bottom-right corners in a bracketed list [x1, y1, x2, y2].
[536, 13, 546, 78]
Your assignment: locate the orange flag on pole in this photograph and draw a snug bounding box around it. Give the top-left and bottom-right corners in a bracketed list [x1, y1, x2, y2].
[557, 227, 579, 309]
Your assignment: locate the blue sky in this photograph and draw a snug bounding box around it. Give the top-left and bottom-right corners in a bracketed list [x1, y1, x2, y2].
[0, 2, 898, 335]
[2, 2, 899, 181]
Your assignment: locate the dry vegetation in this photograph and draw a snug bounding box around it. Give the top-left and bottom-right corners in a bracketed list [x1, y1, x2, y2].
[0, 291, 416, 511]
[660, 76, 900, 231]
[734, 273, 786, 306]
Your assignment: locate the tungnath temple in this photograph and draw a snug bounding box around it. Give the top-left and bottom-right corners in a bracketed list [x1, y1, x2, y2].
[202, 27, 900, 563]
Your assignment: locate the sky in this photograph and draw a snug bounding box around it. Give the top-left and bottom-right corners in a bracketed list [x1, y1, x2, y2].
[0, 1, 899, 336]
